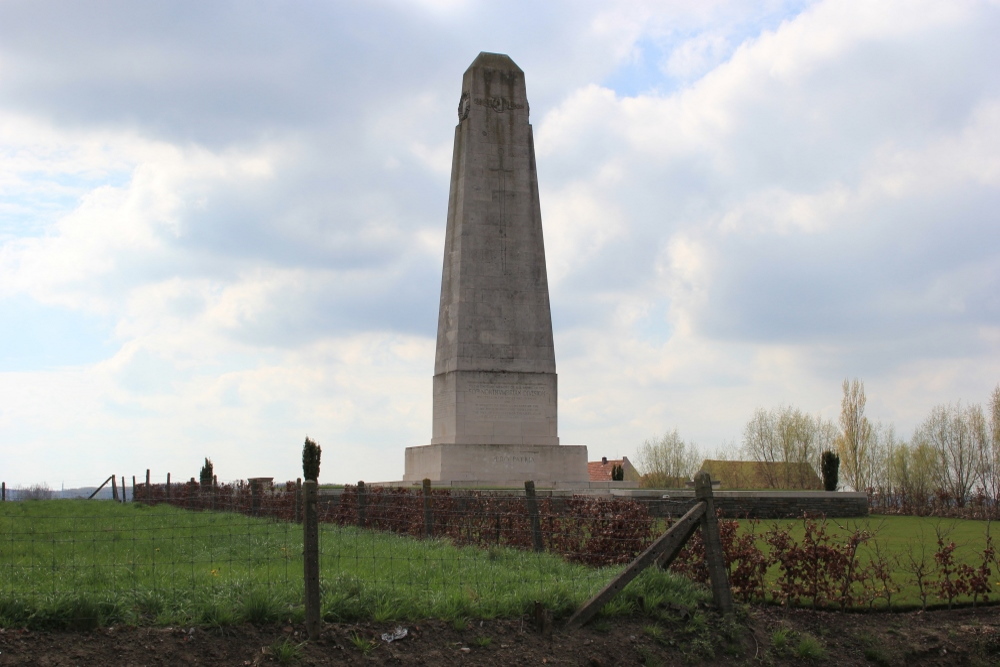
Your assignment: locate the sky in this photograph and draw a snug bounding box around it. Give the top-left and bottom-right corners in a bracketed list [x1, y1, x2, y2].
[1, 0, 999, 489]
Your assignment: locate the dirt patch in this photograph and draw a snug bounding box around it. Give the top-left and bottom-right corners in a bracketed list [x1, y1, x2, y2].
[2, 605, 999, 665]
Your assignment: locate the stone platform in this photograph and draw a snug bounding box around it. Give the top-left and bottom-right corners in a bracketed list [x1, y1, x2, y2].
[403, 443, 588, 484]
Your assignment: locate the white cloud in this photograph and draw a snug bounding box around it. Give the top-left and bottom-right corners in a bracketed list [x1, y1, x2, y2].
[1, 0, 999, 487]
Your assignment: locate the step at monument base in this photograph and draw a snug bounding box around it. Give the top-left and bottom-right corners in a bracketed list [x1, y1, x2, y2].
[404, 443, 589, 484]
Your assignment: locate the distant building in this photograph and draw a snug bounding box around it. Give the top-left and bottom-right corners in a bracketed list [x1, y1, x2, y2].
[699, 460, 823, 490]
[588, 456, 641, 483]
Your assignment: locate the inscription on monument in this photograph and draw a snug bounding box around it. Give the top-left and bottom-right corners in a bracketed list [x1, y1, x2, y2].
[468, 381, 547, 420]
[491, 455, 535, 464]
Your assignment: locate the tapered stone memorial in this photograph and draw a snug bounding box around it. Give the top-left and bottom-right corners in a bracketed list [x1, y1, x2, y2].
[404, 52, 588, 485]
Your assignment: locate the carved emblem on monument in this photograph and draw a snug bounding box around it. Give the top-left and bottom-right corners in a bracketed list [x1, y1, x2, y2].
[473, 96, 525, 113]
[457, 91, 470, 121]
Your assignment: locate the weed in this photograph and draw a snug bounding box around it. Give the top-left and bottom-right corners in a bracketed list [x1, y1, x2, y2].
[451, 617, 468, 631]
[589, 619, 612, 633]
[771, 627, 792, 652]
[200, 602, 236, 628]
[794, 633, 827, 660]
[636, 645, 665, 667]
[240, 589, 280, 624]
[349, 632, 378, 656]
[643, 624, 670, 646]
[271, 637, 306, 664]
[473, 635, 492, 648]
[863, 644, 891, 666]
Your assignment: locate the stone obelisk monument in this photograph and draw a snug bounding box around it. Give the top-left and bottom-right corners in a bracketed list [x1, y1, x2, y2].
[404, 52, 588, 485]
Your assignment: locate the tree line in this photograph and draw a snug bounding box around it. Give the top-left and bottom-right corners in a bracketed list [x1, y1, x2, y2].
[635, 380, 1000, 508]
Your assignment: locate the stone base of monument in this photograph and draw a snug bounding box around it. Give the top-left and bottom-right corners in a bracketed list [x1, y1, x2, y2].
[403, 443, 589, 486]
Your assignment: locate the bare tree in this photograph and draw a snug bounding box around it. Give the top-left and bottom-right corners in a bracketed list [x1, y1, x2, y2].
[888, 440, 937, 506]
[985, 385, 1000, 502]
[634, 430, 700, 488]
[867, 421, 898, 499]
[916, 403, 978, 506]
[837, 378, 874, 493]
[740, 405, 831, 489]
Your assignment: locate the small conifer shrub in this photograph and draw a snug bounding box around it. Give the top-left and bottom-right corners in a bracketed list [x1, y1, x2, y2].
[303, 437, 322, 482]
[821, 451, 839, 492]
[199, 458, 214, 487]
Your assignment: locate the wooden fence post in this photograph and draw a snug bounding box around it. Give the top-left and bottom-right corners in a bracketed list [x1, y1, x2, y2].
[145, 469, 150, 499]
[356, 481, 367, 528]
[422, 479, 434, 538]
[695, 471, 735, 616]
[295, 478, 302, 524]
[132, 476, 137, 502]
[302, 479, 321, 640]
[2, 482, 5, 501]
[111, 475, 119, 501]
[250, 479, 261, 516]
[525, 481, 544, 552]
[166, 473, 171, 501]
[121, 476, 126, 502]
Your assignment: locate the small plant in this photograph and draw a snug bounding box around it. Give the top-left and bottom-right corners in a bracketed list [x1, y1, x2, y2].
[590, 619, 612, 633]
[794, 633, 827, 660]
[349, 632, 377, 656]
[771, 627, 792, 652]
[240, 589, 280, 624]
[200, 601, 236, 628]
[271, 637, 306, 665]
[859, 632, 891, 666]
[636, 645, 665, 667]
[473, 635, 492, 648]
[303, 437, 322, 482]
[643, 624, 675, 648]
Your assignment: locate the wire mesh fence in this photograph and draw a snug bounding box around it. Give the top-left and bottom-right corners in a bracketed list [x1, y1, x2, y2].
[0, 482, 665, 629]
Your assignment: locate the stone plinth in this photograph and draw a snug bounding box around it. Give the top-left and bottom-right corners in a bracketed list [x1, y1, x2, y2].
[403, 443, 589, 484]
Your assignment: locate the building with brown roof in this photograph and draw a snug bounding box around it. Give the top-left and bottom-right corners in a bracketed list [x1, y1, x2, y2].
[588, 456, 641, 483]
[699, 460, 823, 490]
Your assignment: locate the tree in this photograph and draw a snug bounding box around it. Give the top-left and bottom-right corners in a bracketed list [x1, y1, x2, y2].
[987, 385, 1000, 501]
[837, 378, 874, 493]
[199, 458, 214, 488]
[916, 403, 978, 506]
[740, 405, 831, 489]
[888, 440, 937, 506]
[302, 437, 322, 482]
[821, 451, 839, 491]
[634, 430, 700, 488]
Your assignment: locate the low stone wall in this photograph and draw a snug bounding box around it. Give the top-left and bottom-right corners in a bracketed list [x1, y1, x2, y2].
[606, 490, 868, 519]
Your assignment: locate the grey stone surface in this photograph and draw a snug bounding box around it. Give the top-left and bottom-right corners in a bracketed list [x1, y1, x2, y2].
[405, 52, 587, 484]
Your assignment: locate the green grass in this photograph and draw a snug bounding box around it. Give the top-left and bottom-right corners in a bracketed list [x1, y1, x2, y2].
[733, 515, 999, 609]
[0, 500, 707, 628]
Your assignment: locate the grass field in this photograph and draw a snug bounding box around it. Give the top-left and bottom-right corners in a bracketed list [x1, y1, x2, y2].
[731, 514, 999, 609]
[5, 501, 997, 629]
[0, 500, 705, 629]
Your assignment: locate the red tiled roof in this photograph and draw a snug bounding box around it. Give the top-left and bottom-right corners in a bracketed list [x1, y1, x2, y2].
[588, 459, 623, 482]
